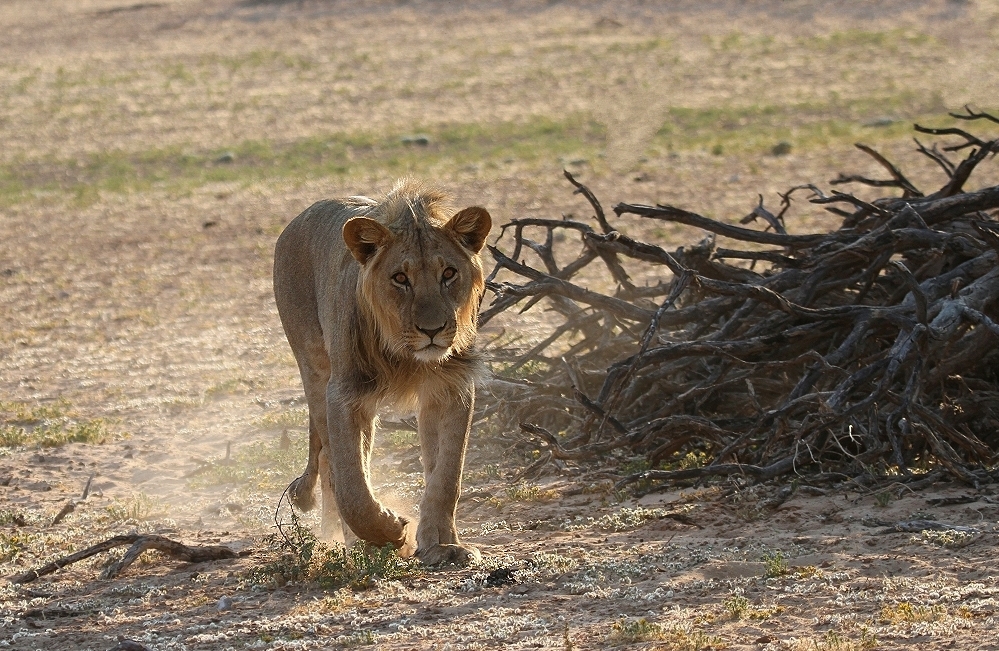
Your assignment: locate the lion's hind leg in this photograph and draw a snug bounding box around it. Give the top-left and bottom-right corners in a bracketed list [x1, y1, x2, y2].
[289, 418, 359, 547]
[318, 445, 364, 545]
[288, 358, 331, 514]
[288, 416, 322, 512]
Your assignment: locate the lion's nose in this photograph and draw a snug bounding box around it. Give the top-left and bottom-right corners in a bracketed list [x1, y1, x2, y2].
[417, 324, 445, 341]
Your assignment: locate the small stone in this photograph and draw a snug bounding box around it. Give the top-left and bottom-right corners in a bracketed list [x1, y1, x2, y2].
[110, 639, 152, 651]
[771, 141, 792, 156]
[863, 117, 896, 128]
[485, 567, 517, 587]
[400, 134, 430, 146]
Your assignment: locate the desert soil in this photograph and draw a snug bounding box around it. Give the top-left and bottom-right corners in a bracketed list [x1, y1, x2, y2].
[1, 1, 999, 649]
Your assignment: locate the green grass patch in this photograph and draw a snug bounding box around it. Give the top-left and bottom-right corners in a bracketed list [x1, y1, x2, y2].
[610, 617, 670, 643]
[0, 400, 113, 448]
[610, 618, 723, 648]
[187, 434, 308, 491]
[879, 601, 947, 624]
[593, 505, 693, 533]
[504, 483, 560, 502]
[1, 96, 982, 208]
[103, 493, 160, 524]
[653, 94, 958, 157]
[0, 115, 604, 207]
[723, 593, 786, 621]
[800, 28, 935, 53]
[382, 427, 418, 449]
[0, 529, 41, 564]
[705, 28, 936, 56]
[762, 550, 790, 578]
[255, 407, 308, 431]
[198, 48, 317, 74]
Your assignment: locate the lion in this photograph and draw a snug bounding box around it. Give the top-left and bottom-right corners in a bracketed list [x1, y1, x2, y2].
[272, 179, 491, 566]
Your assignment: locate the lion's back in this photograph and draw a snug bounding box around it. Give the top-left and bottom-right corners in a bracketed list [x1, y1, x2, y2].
[273, 199, 369, 357]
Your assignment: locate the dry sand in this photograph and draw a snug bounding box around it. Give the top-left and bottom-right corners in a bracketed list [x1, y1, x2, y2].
[1, 1, 998, 649]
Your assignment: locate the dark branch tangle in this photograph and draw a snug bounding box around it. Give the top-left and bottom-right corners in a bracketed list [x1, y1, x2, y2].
[481, 118, 999, 491]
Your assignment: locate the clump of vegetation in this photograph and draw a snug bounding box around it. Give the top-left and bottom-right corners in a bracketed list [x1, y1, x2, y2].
[505, 483, 560, 502]
[251, 507, 421, 590]
[794, 629, 878, 651]
[0, 400, 113, 448]
[874, 490, 893, 508]
[610, 618, 723, 649]
[609, 618, 669, 643]
[254, 406, 308, 430]
[103, 494, 159, 524]
[0, 529, 40, 563]
[188, 435, 308, 491]
[596, 506, 693, 532]
[762, 550, 790, 578]
[723, 593, 785, 621]
[722, 594, 750, 619]
[879, 601, 947, 624]
[914, 529, 979, 548]
[528, 551, 578, 574]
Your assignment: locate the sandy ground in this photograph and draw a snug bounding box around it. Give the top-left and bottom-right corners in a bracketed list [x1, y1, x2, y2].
[1, 1, 999, 649]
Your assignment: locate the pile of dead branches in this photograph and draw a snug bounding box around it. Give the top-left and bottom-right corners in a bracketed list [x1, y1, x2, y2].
[481, 108, 999, 490]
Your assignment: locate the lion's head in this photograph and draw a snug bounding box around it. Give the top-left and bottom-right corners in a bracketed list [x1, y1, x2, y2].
[342, 182, 491, 364]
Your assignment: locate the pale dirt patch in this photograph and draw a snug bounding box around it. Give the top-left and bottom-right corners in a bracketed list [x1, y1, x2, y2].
[2, 1, 999, 650]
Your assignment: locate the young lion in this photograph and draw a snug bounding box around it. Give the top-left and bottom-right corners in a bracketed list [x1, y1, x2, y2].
[273, 180, 491, 566]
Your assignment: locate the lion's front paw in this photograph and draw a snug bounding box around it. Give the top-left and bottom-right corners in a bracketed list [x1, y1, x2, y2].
[416, 543, 481, 567]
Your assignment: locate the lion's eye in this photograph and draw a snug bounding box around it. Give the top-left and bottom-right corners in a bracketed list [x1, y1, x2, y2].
[392, 272, 409, 286]
[442, 267, 457, 282]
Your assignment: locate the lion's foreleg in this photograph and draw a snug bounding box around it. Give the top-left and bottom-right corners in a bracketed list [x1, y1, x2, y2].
[316, 448, 344, 542]
[316, 441, 362, 546]
[288, 349, 332, 513]
[326, 386, 414, 554]
[414, 387, 480, 566]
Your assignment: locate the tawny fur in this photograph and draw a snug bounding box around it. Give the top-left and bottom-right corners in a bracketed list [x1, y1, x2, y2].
[273, 180, 491, 566]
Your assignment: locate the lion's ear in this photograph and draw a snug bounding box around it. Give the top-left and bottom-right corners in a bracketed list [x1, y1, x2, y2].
[446, 206, 492, 253]
[343, 217, 392, 264]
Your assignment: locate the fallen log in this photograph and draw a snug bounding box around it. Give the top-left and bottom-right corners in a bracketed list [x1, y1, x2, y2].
[10, 534, 238, 584]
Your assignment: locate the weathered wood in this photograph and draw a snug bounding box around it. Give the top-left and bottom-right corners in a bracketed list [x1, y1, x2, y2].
[10, 534, 237, 584]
